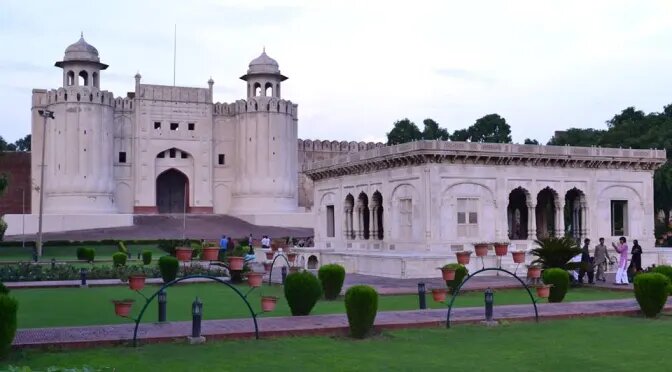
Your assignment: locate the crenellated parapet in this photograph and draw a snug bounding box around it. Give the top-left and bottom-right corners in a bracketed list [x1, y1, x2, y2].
[113, 96, 135, 111]
[297, 139, 384, 153]
[32, 87, 115, 107]
[213, 97, 298, 119]
[135, 84, 210, 103]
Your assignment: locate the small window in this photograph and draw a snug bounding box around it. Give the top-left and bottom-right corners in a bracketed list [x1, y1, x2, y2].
[611, 200, 628, 236]
[154, 122, 161, 129]
[180, 151, 188, 159]
[326, 205, 335, 237]
[188, 123, 195, 131]
[157, 151, 165, 158]
[118, 152, 127, 163]
[170, 123, 179, 131]
[457, 198, 479, 238]
[218, 154, 225, 165]
[169, 148, 176, 158]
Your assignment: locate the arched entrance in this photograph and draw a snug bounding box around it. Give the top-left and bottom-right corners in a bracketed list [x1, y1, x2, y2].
[156, 169, 188, 213]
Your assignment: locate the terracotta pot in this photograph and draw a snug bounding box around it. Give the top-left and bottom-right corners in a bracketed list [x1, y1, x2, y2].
[287, 253, 298, 263]
[261, 296, 278, 312]
[201, 247, 219, 261]
[456, 251, 471, 265]
[263, 262, 273, 273]
[265, 251, 275, 260]
[536, 285, 551, 298]
[112, 300, 134, 317]
[474, 244, 489, 257]
[494, 243, 509, 256]
[527, 266, 541, 279]
[128, 275, 146, 291]
[228, 256, 244, 271]
[431, 288, 448, 302]
[271, 245, 279, 252]
[175, 247, 193, 262]
[440, 267, 456, 281]
[511, 251, 526, 264]
[247, 272, 263, 288]
[289, 266, 300, 274]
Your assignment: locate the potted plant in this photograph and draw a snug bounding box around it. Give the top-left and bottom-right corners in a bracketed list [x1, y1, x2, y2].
[511, 250, 526, 264]
[175, 243, 193, 262]
[128, 270, 146, 291]
[227, 245, 246, 271]
[440, 265, 456, 281]
[112, 299, 135, 317]
[261, 296, 278, 312]
[265, 251, 275, 260]
[527, 264, 542, 279]
[455, 251, 472, 265]
[201, 242, 219, 261]
[287, 251, 298, 263]
[535, 284, 552, 298]
[474, 243, 490, 257]
[246, 271, 263, 287]
[431, 288, 447, 302]
[494, 242, 509, 256]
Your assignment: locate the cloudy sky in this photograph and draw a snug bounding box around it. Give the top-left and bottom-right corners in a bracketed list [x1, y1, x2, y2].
[1, 0, 671, 144]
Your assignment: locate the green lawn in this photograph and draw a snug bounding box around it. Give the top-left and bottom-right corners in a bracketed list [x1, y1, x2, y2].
[4, 316, 670, 371]
[0, 244, 164, 262]
[11, 284, 631, 328]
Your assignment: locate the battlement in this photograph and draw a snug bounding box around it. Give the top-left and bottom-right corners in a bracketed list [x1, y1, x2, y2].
[213, 97, 298, 119]
[136, 84, 210, 104]
[298, 139, 385, 153]
[113, 96, 134, 111]
[32, 87, 115, 107]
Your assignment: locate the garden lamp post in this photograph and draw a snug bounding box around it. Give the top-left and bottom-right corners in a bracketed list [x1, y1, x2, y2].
[191, 297, 203, 338]
[158, 290, 167, 323]
[36, 109, 54, 258]
[417, 282, 426, 310]
[484, 288, 494, 322]
[80, 268, 88, 287]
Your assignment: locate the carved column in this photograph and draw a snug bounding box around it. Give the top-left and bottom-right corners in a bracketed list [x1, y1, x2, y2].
[357, 206, 364, 239]
[555, 200, 565, 238]
[344, 207, 352, 240]
[580, 201, 588, 238]
[527, 203, 537, 240]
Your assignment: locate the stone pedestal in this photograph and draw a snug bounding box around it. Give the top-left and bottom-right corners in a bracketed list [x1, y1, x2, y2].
[187, 336, 206, 345]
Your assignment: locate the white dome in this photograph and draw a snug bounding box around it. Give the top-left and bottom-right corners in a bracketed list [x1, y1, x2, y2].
[247, 50, 280, 74]
[63, 36, 100, 63]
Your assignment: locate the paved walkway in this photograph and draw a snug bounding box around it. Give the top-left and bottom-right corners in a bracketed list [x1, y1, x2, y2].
[14, 298, 667, 349]
[4, 276, 229, 289]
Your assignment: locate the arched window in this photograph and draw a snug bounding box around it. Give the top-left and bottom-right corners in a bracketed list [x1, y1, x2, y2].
[67, 71, 75, 86]
[253, 82, 261, 96]
[357, 192, 370, 240]
[372, 191, 384, 240]
[92, 72, 99, 88]
[78, 71, 89, 86]
[264, 82, 273, 97]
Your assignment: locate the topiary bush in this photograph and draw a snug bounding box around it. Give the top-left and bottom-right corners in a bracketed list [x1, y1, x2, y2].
[444, 263, 468, 294]
[142, 250, 152, 265]
[0, 282, 8, 296]
[112, 252, 127, 267]
[318, 264, 346, 300]
[634, 273, 670, 318]
[76, 247, 86, 260]
[81, 247, 95, 262]
[345, 285, 378, 339]
[284, 271, 322, 316]
[0, 295, 18, 358]
[651, 265, 672, 293]
[542, 268, 570, 303]
[158, 255, 179, 283]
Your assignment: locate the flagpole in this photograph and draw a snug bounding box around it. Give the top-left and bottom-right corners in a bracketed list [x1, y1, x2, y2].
[173, 24, 177, 87]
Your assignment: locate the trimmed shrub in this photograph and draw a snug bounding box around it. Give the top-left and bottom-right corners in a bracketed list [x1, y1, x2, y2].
[0, 282, 8, 296]
[634, 273, 670, 318]
[651, 265, 672, 293]
[76, 247, 86, 260]
[284, 271, 322, 316]
[81, 247, 95, 262]
[0, 295, 18, 358]
[158, 255, 179, 283]
[542, 268, 570, 303]
[444, 263, 468, 294]
[0, 217, 6, 242]
[112, 252, 127, 267]
[142, 251, 152, 265]
[318, 264, 346, 300]
[344, 285, 378, 339]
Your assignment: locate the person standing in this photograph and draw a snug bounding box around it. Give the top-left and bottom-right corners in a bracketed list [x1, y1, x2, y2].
[578, 238, 594, 284]
[612, 237, 629, 285]
[593, 237, 610, 282]
[219, 235, 228, 254]
[261, 235, 271, 249]
[248, 233, 254, 248]
[628, 239, 643, 276]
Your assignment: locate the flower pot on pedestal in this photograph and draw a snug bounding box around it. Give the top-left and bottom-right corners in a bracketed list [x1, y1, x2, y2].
[175, 247, 193, 262]
[201, 247, 219, 261]
[228, 257, 244, 271]
[536, 284, 552, 298]
[431, 288, 448, 302]
[440, 267, 456, 281]
[456, 251, 472, 265]
[511, 251, 526, 264]
[261, 296, 278, 312]
[474, 244, 489, 257]
[128, 275, 146, 291]
[527, 266, 542, 279]
[112, 299, 134, 317]
[246, 272, 263, 288]
[494, 243, 509, 256]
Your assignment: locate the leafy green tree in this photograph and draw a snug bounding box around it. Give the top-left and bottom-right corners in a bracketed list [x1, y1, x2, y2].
[466, 114, 512, 143]
[524, 138, 539, 145]
[547, 128, 605, 146]
[449, 128, 469, 142]
[13, 134, 30, 152]
[386, 118, 422, 145]
[421, 119, 449, 140]
[0, 136, 16, 152]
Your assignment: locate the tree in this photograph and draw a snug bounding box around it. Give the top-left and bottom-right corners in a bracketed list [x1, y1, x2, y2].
[386, 119, 422, 145]
[449, 128, 469, 142]
[13, 135, 30, 152]
[421, 119, 449, 140]
[547, 128, 605, 146]
[524, 138, 539, 145]
[466, 114, 512, 143]
[0, 137, 16, 152]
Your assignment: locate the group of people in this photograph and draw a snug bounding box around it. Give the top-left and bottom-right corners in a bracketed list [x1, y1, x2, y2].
[575, 237, 643, 285]
[217, 234, 273, 262]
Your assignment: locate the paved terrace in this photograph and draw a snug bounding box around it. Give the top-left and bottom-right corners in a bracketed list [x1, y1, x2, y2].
[14, 298, 666, 349]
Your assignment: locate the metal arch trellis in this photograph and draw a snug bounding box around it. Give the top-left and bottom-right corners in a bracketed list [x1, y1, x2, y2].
[266, 252, 293, 286]
[445, 267, 539, 328]
[127, 274, 260, 347]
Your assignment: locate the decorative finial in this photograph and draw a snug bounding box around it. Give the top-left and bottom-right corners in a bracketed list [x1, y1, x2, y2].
[263, 46, 266, 53]
[80, 31, 83, 38]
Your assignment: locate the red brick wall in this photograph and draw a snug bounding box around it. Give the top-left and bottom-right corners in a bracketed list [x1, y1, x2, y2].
[0, 152, 31, 214]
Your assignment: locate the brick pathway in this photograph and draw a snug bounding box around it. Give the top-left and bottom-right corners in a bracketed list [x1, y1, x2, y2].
[14, 298, 667, 349]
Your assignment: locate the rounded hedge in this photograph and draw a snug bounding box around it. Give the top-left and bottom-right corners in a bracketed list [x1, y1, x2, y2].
[345, 285, 378, 339]
[76, 247, 86, 260]
[542, 268, 570, 303]
[634, 272, 670, 318]
[158, 255, 179, 284]
[0, 295, 18, 358]
[444, 263, 468, 294]
[142, 251, 153, 265]
[318, 264, 346, 300]
[112, 252, 127, 267]
[651, 265, 672, 293]
[0, 283, 8, 296]
[284, 271, 322, 316]
[81, 247, 95, 262]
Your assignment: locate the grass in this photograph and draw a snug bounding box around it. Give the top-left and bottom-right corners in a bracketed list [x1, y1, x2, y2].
[4, 316, 671, 371]
[10, 284, 631, 328]
[0, 244, 164, 262]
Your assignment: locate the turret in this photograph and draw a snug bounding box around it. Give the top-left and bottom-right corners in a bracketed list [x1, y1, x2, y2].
[240, 48, 287, 99]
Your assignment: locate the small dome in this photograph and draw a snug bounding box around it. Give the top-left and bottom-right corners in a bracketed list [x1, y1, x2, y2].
[63, 36, 100, 63]
[247, 50, 280, 74]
